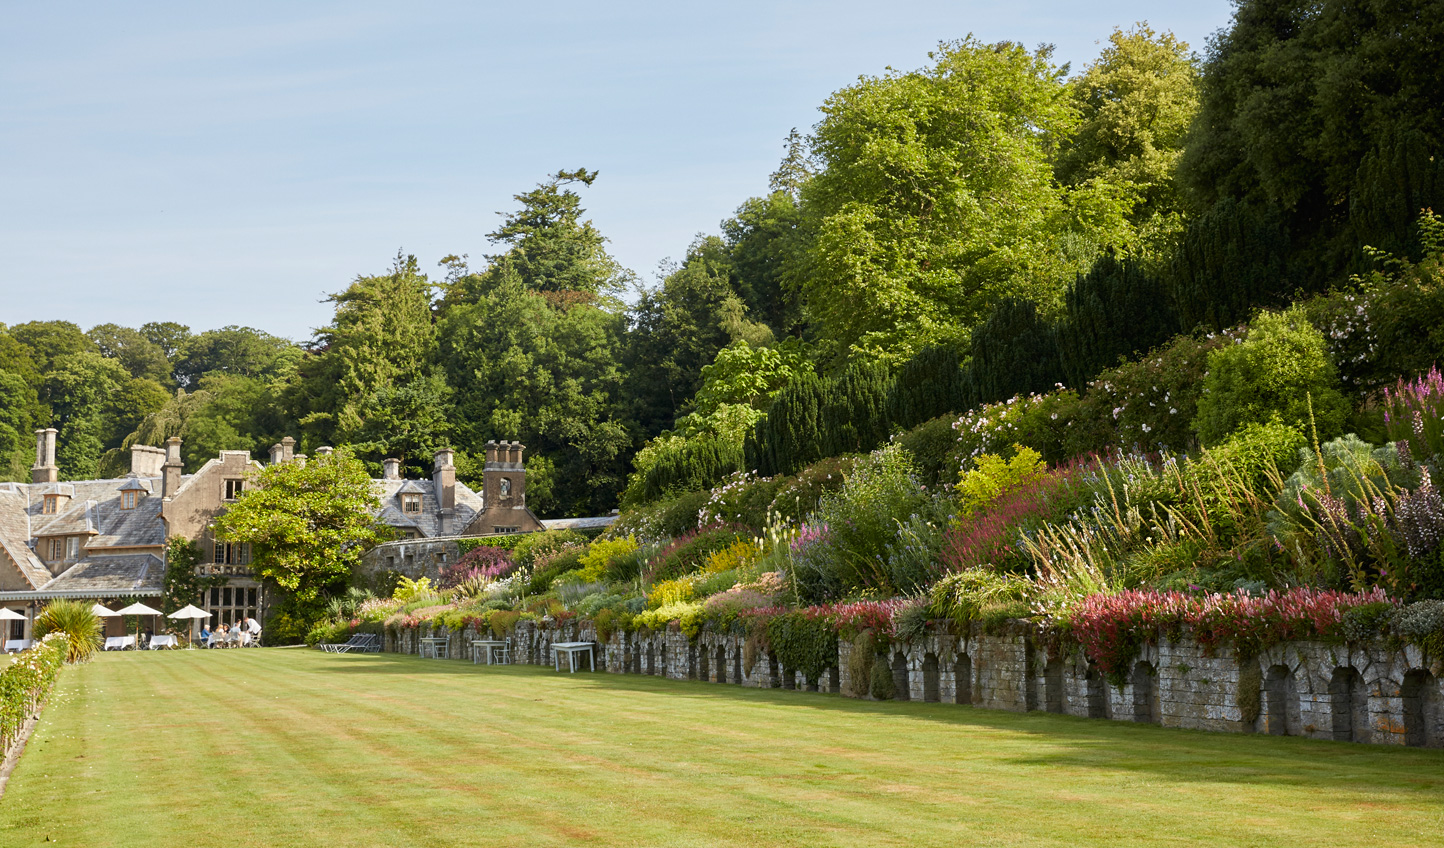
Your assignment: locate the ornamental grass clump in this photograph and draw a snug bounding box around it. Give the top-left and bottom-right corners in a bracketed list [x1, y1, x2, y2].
[33, 599, 101, 663]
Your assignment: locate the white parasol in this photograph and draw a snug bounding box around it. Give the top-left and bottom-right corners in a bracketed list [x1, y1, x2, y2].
[91, 604, 120, 617]
[0, 608, 25, 621]
[117, 601, 163, 648]
[167, 604, 211, 647]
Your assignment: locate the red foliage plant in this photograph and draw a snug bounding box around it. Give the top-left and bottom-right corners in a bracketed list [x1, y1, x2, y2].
[941, 460, 1094, 575]
[1069, 587, 1393, 682]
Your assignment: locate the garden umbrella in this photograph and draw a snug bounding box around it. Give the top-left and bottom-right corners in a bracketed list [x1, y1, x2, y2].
[117, 601, 162, 649]
[91, 604, 120, 617]
[0, 608, 23, 646]
[167, 605, 211, 647]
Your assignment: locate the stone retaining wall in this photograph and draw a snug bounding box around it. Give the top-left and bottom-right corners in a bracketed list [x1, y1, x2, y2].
[378, 622, 1444, 748]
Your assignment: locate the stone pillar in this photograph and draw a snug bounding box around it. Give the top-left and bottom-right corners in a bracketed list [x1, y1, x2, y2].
[162, 437, 183, 498]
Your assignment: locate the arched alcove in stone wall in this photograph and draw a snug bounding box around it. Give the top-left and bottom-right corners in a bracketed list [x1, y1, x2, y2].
[1132, 661, 1159, 724]
[1045, 658, 1064, 714]
[733, 648, 743, 686]
[1401, 669, 1441, 748]
[1085, 664, 1108, 719]
[767, 653, 780, 688]
[646, 641, 656, 676]
[1264, 665, 1299, 736]
[715, 644, 728, 684]
[688, 643, 698, 680]
[1329, 666, 1368, 742]
[891, 651, 911, 701]
[955, 653, 973, 705]
[922, 653, 940, 702]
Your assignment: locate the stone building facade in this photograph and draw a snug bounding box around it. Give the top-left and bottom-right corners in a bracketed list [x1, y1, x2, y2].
[0, 429, 267, 641]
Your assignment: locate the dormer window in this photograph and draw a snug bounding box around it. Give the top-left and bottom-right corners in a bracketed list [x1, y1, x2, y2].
[121, 490, 137, 510]
[42, 495, 59, 514]
[224, 479, 244, 500]
[401, 493, 422, 514]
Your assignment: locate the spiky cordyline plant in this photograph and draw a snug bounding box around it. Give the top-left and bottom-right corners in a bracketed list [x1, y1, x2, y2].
[33, 599, 102, 663]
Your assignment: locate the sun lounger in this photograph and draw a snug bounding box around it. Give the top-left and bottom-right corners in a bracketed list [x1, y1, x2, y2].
[319, 633, 380, 653]
[4, 639, 31, 653]
[103, 635, 136, 651]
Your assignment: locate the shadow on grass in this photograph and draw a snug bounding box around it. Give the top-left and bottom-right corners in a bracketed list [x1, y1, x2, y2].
[304, 649, 1444, 791]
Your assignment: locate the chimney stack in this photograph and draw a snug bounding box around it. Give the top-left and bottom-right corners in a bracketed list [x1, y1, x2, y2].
[382, 458, 401, 480]
[315, 446, 334, 458]
[31, 428, 58, 484]
[268, 443, 284, 465]
[508, 441, 524, 466]
[484, 440, 499, 464]
[129, 444, 166, 477]
[433, 448, 456, 511]
[281, 436, 295, 463]
[162, 437, 183, 498]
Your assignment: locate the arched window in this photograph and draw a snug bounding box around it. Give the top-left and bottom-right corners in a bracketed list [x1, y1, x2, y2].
[499, 477, 511, 497]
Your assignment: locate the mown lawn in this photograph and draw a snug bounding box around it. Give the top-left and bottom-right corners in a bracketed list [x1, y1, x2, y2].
[1, 648, 1441, 847]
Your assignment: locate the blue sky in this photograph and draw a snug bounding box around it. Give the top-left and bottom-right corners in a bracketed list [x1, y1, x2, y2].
[1, 1, 1234, 342]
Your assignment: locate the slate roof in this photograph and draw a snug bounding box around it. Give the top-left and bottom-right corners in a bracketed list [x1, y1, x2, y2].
[37, 553, 163, 596]
[0, 488, 52, 589]
[27, 476, 170, 547]
[541, 515, 618, 532]
[372, 478, 483, 538]
[0, 475, 177, 595]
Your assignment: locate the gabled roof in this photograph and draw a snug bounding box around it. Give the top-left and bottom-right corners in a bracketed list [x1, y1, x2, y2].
[0, 489, 51, 590]
[371, 478, 483, 538]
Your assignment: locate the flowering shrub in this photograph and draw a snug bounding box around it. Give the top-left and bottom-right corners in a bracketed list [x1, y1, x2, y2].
[826, 599, 910, 640]
[632, 601, 703, 638]
[941, 461, 1093, 574]
[1, 634, 67, 759]
[438, 545, 516, 589]
[645, 526, 743, 582]
[1068, 587, 1393, 683]
[952, 389, 1079, 466]
[1072, 332, 1228, 456]
[1383, 366, 1444, 462]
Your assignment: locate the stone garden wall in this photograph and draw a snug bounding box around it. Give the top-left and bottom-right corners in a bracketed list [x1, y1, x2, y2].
[379, 622, 1444, 748]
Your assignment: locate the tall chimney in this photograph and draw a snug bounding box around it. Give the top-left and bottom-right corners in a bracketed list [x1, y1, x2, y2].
[433, 449, 455, 510]
[484, 440, 499, 465]
[31, 428, 58, 484]
[269, 443, 284, 465]
[281, 436, 295, 463]
[382, 458, 401, 480]
[508, 441, 524, 466]
[162, 437, 183, 498]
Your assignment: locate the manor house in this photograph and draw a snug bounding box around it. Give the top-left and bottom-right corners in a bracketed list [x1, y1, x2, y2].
[0, 429, 264, 643]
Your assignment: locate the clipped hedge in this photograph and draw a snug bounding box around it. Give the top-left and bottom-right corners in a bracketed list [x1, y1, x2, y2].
[1, 634, 67, 760]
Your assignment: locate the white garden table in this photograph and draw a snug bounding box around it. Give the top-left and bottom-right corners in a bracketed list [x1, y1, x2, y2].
[420, 636, 450, 659]
[551, 641, 595, 673]
[471, 639, 507, 664]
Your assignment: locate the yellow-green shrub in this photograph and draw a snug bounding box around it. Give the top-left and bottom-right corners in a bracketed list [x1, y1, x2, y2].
[956, 446, 1046, 516]
[633, 601, 701, 635]
[574, 536, 639, 582]
[702, 539, 761, 574]
[648, 577, 696, 609]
